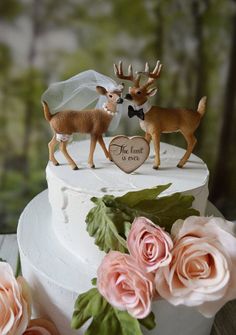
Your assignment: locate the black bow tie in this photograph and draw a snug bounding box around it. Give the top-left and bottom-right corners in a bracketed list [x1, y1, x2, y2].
[128, 105, 145, 120]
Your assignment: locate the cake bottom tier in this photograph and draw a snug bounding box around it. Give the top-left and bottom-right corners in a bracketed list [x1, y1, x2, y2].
[18, 190, 217, 335]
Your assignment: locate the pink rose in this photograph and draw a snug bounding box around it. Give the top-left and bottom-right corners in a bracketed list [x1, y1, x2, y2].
[24, 318, 60, 335]
[0, 262, 31, 335]
[155, 216, 236, 317]
[127, 217, 173, 272]
[97, 251, 154, 318]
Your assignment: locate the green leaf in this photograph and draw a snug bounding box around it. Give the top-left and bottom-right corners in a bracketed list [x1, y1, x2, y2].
[0, 257, 6, 262]
[86, 306, 144, 335]
[138, 312, 156, 330]
[116, 184, 171, 207]
[91, 277, 97, 286]
[71, 288, 107, 329]
[72, 288, 148, 335]
[86, 184, 199, 252]
[86, 197, 128, 253]
[132, 193, 199, 232]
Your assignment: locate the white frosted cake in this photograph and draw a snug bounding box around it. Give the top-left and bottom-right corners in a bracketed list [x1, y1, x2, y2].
[18, 138, 217, 335]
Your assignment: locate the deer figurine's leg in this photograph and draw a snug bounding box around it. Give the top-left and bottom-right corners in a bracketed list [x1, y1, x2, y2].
[48, 133, 59, 166]
[177, 132, 197, 168]
[98, 135, 111, 161]
[88, 135, 98, 168]
[145, 132, 152, 144]
[59, 141, 78, 170]
[152, 132, 161, 169]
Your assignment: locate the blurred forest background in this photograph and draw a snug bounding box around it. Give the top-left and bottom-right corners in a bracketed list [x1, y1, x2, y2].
[0, 0, 236, 233]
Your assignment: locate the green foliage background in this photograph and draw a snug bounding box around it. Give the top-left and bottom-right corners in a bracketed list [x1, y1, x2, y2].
[0, 0, 236, 233]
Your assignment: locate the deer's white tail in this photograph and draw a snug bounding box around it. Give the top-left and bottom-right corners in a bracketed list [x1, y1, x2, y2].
[197, 96, 207, 117]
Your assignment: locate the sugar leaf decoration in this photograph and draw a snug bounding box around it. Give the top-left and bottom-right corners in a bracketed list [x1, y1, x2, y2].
[71, 287, 156, 335]
[86, 184, 199, 253]
[86, 196, 128, 253]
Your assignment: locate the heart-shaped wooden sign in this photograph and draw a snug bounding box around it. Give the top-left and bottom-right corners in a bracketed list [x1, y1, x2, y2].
[109, 136, 150, 173]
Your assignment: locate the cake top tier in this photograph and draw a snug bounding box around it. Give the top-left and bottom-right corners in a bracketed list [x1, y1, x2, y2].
[46, 137, 209, 197]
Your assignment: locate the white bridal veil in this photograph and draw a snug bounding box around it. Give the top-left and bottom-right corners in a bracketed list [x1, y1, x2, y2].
[41, 70, 124, 131]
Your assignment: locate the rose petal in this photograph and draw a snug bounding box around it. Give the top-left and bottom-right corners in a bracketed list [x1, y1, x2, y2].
[0, 262, 31, 335]
[97, 251, 154, 318]
[156, 216, 236, 316]
[24, 318, 60, 335]
[128, 217, 173, 273]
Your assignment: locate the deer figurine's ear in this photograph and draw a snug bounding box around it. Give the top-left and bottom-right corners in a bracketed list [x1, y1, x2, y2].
[96, 86, 107, 95]
[147, 88, 158, 97]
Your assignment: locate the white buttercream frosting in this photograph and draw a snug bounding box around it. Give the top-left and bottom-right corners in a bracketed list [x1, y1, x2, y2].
[46, 137, 209, 267]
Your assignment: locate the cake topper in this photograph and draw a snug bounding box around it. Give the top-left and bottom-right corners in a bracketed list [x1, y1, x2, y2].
[109, 136, 150, 173]
[114, 61, 207, 169]
[42, 83, 124, 170]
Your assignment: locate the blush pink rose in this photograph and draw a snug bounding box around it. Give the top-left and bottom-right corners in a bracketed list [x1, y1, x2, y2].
[0, 262, 31, 335]
[127, 217, 173, 272]
[97, 251, 154, 319]
[24, 318, 60, 335]
[155, 216, 236, 317]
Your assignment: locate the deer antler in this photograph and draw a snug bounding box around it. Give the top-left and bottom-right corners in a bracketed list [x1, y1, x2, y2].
[114, 61, 140, 88]
[138, 60, 163, 89]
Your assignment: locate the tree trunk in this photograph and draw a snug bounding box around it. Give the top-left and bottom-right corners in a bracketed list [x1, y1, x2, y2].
[153, 2, 164, 105]
[21, 0, 41, 185]
[191, 0, 209, 151]
[210, 9, 236, 207]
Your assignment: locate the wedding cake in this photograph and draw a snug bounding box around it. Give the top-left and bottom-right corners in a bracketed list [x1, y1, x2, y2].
[17, 67, 234, 335]
[17, 138, 218, 335]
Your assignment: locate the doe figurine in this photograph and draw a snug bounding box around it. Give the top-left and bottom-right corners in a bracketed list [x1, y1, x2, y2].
[42, 85, 124, 170]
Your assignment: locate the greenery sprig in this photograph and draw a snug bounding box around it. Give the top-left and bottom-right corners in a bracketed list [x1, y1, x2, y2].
[71, 283, 156, 335]
[86, 184, 199, 253]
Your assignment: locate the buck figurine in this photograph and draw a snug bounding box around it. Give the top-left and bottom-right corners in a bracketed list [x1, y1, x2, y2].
[42, 85, 124, 170]
[114, 61, 206, 169]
